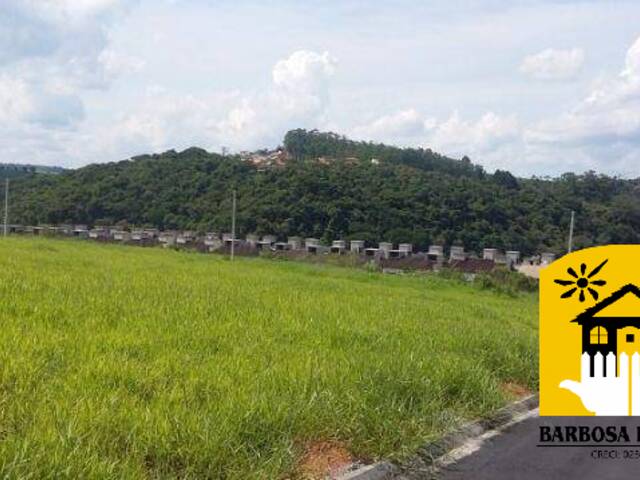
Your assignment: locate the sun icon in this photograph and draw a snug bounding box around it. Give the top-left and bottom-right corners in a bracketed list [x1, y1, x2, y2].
[554, 259, 608, 302]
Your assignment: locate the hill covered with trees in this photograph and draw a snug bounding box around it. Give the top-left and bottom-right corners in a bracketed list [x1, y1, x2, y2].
[6, 129, 640, 255]
[0, 164, 64, 179]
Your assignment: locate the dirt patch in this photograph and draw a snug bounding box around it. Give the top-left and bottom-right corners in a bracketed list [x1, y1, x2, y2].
[501, 381, 532, 399]
[293, 440, 354, 479]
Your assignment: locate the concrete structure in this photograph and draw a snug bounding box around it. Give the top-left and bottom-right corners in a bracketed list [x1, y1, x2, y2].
[222, 232, 241, 248]
[257, 235, 276, 250]
[204, 233, 222, 250]
[89, 228, 109, 240]
[483, 248, 498, 261]
[72, 225, 89, 238]
[364, 247, 379, 257]
[305, 238, 320, 254]
[389, 243, 413, 258]
[331, 240, 347, 254]
[112, 230, 131, 242]
[378, 242, 393, 259]
[287, 236, 302, 250]
[143, 229, 159, 239]
[158, 231, 177, 247]
[450, 245, 466, 261]
[245, 234, 259, 247]
[506, 250, 521, 266]
[130, 230, 145, 242]
[7, 225, 24, 234]
[541, 252, 556, 265]
[428, 245, 445, 261]
[274, 242, 291, 251]
[350, 240, 365, 254]
[176, 231, 196, 245]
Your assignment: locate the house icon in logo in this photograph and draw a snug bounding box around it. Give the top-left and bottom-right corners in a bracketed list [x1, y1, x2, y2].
[573, 283, 640, 374]
[559, 282, 640, 415]
[540, 246, 640, 416]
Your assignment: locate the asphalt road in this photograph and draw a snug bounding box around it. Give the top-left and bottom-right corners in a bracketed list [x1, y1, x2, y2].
[433, 414, 640, 480]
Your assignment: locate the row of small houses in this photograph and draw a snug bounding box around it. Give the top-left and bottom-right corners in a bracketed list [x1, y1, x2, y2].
[4, 224, 557, 266]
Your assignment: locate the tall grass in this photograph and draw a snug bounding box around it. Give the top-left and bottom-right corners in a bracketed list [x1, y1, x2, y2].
[0, 237, 538, 478]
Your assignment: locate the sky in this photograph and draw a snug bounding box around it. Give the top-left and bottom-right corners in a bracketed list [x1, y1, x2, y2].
[1, 0, 639, 177]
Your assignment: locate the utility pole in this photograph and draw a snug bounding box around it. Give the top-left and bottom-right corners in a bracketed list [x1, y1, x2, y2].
[3, 178, 8, 237]
[567, 210, 575, 253]
[230, 189, 236, 261]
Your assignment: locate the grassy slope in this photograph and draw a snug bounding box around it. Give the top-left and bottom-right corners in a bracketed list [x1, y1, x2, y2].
[0, 238, 538, 478]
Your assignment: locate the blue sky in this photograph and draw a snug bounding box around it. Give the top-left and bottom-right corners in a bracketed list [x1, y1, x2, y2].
[1, 0, 639, 176]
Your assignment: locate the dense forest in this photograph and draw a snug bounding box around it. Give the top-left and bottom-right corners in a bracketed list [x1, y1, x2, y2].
[4, 129, 640, 255]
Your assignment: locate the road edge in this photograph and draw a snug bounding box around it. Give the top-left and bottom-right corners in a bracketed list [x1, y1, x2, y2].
[337, 394, 539, 480]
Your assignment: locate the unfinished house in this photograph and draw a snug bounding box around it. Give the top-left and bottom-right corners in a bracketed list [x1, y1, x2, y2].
[427, 245, 445, 262]
[158, 231, 177, 247]
[7, 225, 24, 234]
[204, 233, 222, 251]
[256, 235, 277, 250]
[221, 233, 242, 249]
[88, 228, 109, 240]
[130, 230, 145, 242]
[176, 231, 196, 246]
[57, 225, 73, 236]
[506, 250, 521, 266]
[330, 240, 347, 254]
[449, 245, 467, 262]
[245, 234, 259, 247]
[541, 252, 556, 265]
[144, 229, 159, 240]
[287, 236, 302, 250]
[350, 240, 365, 254]
[112, 230, 131, 242]
[483, 248, 498, 261]
[378, 242, 393, 259]
[274, 241, 291, 251]
[305, 238, 321, 254]
[364, 246, 379, 257]
[72, 225, 89, 239]
[390, 243, 413, 259]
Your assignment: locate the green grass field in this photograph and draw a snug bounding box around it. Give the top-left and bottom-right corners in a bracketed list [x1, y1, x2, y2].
[0, 237, 538, 478]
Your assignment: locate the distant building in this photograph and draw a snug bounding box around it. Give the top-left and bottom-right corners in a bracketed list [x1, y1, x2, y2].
[428, 245, 444, 262]
[330, 240, 347, 254]
[287, 236, 302, 250]
[378, 242, 393, 259]
[449, 245, 466, 262]
[390, 243, 413, 258]
[176, 231, 196, 245]
[257, 235, 276, 250]
[112, 230, 131, 242]
[350, 240, 365, 254]
[506, 250, 521, 266]
[541, 252, 556, 265]
[305, 238, 320, 254]
[245, 234, 259, 247]
[158, 231, 177, 247]
[483, 248, 498, 261]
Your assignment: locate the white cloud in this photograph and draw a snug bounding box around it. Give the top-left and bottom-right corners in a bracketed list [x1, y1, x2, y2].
[526, 36, 640, 146]
[91, 50, 337, 158]
[351, 109, 430, 142]
[520, 48, 585, 80]
[0, 74, 84, 128]
[429, 111, 519, 155]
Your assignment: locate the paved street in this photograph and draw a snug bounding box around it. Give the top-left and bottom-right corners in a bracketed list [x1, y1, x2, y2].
[433, 414, 640, 480]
